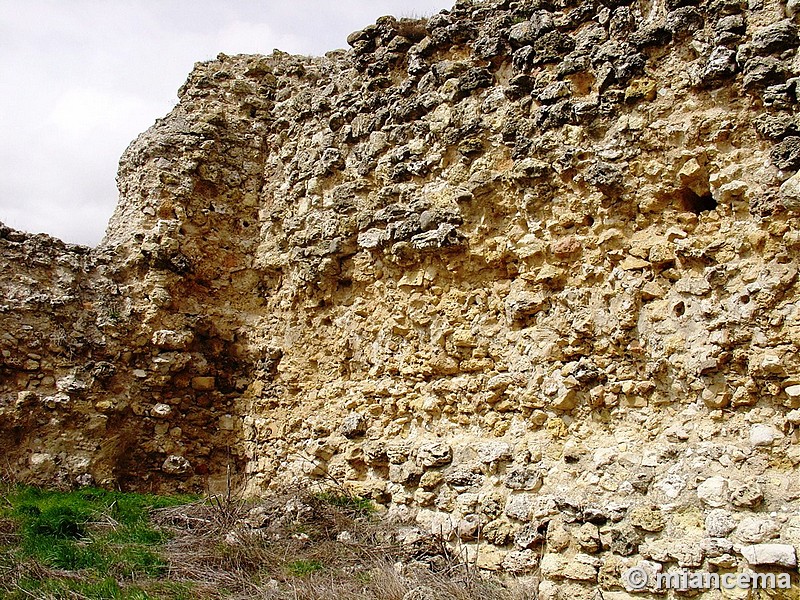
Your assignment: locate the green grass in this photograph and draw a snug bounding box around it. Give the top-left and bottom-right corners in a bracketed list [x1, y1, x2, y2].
[0, 484, 534, 600]
[285, 559, 324, 577]
[0, 485, 196, 599]
[3, 577, 195, 600]
[313, 491, 374, 517]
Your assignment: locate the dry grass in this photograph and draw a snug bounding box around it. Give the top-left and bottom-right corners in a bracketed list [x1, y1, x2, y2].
[151, 487, 538, 600]
[0, 482, 537, 599]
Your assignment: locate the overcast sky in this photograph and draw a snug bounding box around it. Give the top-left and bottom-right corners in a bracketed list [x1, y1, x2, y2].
[0, 0, 451, 246]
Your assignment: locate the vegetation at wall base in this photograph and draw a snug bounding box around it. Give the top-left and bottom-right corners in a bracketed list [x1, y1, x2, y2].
[0, 482, 537, 599]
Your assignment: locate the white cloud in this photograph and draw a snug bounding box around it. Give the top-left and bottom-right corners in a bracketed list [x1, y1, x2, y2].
[49, 87, 158, 139]
[214, 21, 306, 56]
[0, 0, 451, 245]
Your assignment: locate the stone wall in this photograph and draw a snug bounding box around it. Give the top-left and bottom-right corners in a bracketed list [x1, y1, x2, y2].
[3, 0, 800, 595]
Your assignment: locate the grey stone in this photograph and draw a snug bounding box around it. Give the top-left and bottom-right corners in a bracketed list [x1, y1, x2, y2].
[416, 441, 452, 468]
[770, 137, 800, 170]
[706, 509, 737, 537]
[340, 413, 367, 438]
[702, 47, 738, 81]
[538, 81, 572, 104]
[505, 494, 536, 522]
[752, 20, 797, 54]
[509, 22, 538, 46]
[409, 223, 465, 251]
[514, 521, 547, 549]
[504, 467, 543, 491]
[534, 31, 575, 63]
[584, 161, 623, 191]
[743, 56, 787, 88]
[666, 7, 705, 38]
[714, 14, 746, 34]
[606, 525, 641, 556]
[151, 329, 193, 350]
[474, 441, 512, 464]
[151, 403, 172, 419]
[780, 170, 800, 212]
[505, 291, 549, 323]
[701, 537, 734, 557]
[443, 463, 483, 487]
[754, 113, 798, 139]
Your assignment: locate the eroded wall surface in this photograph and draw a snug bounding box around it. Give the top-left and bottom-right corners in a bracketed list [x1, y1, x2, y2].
[3, 0, 800, 593]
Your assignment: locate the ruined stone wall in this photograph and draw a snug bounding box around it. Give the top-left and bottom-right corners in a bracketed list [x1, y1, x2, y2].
[3, 0, 800, 594]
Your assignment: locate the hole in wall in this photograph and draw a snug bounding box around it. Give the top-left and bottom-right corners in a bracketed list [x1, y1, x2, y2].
[679, 188, 717, 214]
[674, 301, 686, 317]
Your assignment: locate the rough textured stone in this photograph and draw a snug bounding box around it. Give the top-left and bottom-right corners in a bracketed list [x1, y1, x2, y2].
[1, 0, 800, 588]
[162, 455, 192, 475]
[780, 171, 800, 211]
[415, 441, 452, 468]
[706, 509, 737, 537]
[629, 506, 666, 532]
[752, 20, 797, 54]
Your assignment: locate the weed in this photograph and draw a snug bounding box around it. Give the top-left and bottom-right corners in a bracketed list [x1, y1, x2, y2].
[313, 491, 374, 517]
[0, 485, 540, 599]
[285, 558, 324, 577]
[9, 576, 153, 599]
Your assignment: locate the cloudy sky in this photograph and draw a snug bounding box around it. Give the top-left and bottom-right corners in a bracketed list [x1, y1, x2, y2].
[0, 0, 450, 246]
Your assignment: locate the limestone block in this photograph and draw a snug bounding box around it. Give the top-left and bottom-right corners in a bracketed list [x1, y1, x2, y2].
[706, 509, 737, 537]
[415, 441, 452, 468]
[502, 549, 539, 574]
[151, 329, 193, 350]
[576, 523, 601, 553]
[740, 544, 797, 567]
[546, 518, 572, 552]
[540, 553, 599, 582]
[629, 505, 666, 532]
[736, 517, 781, 544]
[697, 476, 728, 507]
[780, 172, 800, 212]
[506, 494, 536, 522]
[750, 424, 783, 446]
[729, 480, 763, 508]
